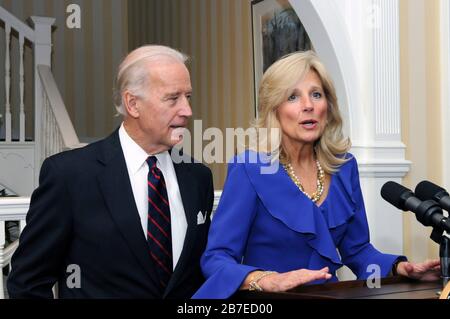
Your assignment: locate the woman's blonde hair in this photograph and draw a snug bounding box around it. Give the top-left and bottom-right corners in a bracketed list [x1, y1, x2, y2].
[251, 51, 351, 173]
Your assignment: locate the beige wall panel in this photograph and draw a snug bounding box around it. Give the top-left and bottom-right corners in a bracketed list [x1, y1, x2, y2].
[128, 0, 254, 189]
[400, 0, 442, 261]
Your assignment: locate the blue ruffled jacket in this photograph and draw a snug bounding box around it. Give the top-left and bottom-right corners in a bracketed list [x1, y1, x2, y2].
[193, 151, 404, 299]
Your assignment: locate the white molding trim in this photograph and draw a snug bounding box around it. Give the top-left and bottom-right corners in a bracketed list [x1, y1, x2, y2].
[351, 142, 411, 178]
[357, 161, 411, 178]
[441, 0, 450, 190]
[0, 143, 35, 149]
[0, 197, 30, 221]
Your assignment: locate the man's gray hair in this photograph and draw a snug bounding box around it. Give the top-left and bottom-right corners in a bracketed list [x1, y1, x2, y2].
[113, 45, 189, 115]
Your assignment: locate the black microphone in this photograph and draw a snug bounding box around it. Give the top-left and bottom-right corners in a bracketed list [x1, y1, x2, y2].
[415, 181, 450, 286]
[415, 180, 450, 212]
[380, 181, 450, 232]
[381, 181, 450, 288]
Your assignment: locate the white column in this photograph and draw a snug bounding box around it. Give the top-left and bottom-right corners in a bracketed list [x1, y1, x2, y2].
[441, 0, 450, 191]
[28, 16, 55, 188]
[345, 0, 409, 256]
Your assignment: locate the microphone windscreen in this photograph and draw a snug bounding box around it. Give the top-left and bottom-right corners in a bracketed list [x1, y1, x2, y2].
[380, 181, 412, 210]
[415, 180, 446, 201]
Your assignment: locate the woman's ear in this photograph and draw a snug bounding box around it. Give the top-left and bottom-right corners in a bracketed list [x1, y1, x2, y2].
[123, 91, 140, 118]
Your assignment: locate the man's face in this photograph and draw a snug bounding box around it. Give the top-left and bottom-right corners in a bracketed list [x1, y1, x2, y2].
[134, 61, 193, 151]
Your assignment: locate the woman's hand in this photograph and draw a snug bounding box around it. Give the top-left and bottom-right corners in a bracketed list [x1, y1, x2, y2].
[243, 267, 332, 292]
[396, 259, 441, 281]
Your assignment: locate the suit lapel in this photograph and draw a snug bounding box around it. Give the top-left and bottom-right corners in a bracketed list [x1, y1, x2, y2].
[164, 160, 198, 296]
[96, 131, 160, 289]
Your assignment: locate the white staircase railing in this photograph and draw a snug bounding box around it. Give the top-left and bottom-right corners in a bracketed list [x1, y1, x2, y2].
[38, 65, 84, 163]
[1, 7, 84, 194]
[0, 7, 55, 192]
[0, 197, 29, 299]
[0, 7, 35, 143]
[0, 7, 54, 146]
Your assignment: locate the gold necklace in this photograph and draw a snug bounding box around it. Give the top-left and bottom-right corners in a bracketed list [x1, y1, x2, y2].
[282, 159, 325, 203]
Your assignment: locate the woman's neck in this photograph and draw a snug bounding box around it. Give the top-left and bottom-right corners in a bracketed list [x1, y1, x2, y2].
[283, 141, 316, 169]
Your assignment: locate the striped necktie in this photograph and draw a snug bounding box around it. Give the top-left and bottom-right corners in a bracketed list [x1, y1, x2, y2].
[146, 156, 173, 289]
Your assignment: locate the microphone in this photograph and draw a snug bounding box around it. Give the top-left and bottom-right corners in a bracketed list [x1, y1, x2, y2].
[414, 181, 450, 286]
[380, 181, 450, 232]
[381, 181, 450, 288]
[415, 180, 450, 212]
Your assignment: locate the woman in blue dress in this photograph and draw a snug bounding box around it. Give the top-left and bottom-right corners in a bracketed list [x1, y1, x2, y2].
[193, 51, 440, 299]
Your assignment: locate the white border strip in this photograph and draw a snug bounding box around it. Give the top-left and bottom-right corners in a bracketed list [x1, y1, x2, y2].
[441, 0, 450, 190]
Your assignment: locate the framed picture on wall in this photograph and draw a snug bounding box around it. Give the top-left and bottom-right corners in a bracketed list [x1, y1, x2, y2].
[251, 0, 313, 116]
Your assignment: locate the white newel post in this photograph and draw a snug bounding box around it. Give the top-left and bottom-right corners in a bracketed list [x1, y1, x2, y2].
[29, 16, 55, 188]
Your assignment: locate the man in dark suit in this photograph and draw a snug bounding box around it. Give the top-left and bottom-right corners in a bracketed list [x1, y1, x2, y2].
[7, 45, 214, 298]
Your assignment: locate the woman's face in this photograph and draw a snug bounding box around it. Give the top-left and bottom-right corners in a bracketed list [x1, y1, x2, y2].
[277, 70, 328, 149]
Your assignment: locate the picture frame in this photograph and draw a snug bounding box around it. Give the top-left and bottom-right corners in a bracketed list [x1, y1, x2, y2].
[251, 0, 313, 117]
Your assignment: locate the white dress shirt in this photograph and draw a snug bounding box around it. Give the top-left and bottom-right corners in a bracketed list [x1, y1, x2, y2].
[119, 124, 187, 270]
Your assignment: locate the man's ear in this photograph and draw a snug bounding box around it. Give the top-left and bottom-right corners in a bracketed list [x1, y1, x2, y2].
[123, 91, 140, 118]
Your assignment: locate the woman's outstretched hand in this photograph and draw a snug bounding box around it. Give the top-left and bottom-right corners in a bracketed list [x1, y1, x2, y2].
[243, 267, 332, 292]
[396, 259, 441, 281]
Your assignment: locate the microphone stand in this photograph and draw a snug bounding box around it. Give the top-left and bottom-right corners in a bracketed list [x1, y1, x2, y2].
[430, 227, 450, 293]
[440, 236, 450, 288]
